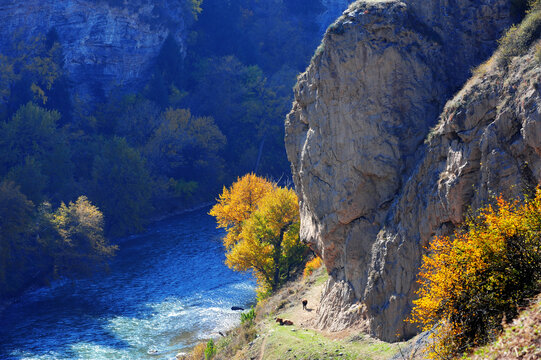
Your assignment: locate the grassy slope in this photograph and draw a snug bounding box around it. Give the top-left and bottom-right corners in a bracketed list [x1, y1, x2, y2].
[205, 268, 424, 360]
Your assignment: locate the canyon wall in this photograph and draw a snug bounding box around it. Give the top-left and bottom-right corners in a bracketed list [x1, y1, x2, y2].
[0, 0, 187, 100]
[285, 0, 531, 341]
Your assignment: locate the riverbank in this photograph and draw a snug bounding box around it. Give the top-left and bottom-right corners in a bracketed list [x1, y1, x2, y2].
[0, 200, 216, 316]
[0, 208, 256, 360]
[148, 202, 215, 223]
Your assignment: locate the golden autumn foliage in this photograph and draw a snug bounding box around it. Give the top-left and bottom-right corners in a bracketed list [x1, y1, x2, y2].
[210, 174, 307, 298]
[303, 256, 323, 278]
[409, 190, 541, 359]
[209, 173, 273, 249]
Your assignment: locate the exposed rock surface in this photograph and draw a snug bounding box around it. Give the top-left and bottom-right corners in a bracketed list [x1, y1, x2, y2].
[0, 0, 187, 100]
[285, 0, 524, 341]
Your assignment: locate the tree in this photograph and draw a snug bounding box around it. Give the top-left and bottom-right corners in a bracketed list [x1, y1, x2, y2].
[91, 137, 153, 236]
[210, 174, 307, 297]
[0, 102, 74, 203]
[209, 173, 273, 248]
[0, 185, 117, 299]
[144, 108, 226, 189]
[0, 181, 34, 296]
[409, 191, 541, 358]
[48, 196, 117, 277]
[0, 31, 68, 119]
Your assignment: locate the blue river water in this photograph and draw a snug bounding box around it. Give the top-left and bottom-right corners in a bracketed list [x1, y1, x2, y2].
[0, 208, 256, 360]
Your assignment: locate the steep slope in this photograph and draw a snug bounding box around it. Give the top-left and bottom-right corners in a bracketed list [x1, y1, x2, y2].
[469, 292, 541, 359]
[285, 0, 520, 341]
[0, 0, 187, 100]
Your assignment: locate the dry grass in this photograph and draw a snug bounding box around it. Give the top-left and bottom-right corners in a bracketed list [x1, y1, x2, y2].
[178, 342, 207, 360]
[215, 322, 258, 360]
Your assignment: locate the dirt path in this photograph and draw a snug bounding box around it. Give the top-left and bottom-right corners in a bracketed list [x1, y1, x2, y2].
[244, 268, 406, 360]
[258, 335, 268, 360]
[282, 275, 324, 329]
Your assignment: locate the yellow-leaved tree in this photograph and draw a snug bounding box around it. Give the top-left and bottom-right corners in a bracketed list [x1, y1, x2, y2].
[409, 191, 541, 358]
[210, 174, 307, 298]
[209, 173, 274, 249]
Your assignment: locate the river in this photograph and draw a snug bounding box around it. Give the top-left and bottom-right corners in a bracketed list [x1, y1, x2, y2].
[0, 208, 256, 360]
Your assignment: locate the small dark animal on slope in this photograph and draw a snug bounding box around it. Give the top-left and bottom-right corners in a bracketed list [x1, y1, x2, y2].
[302, 299, 308, 310]
[275, 318, 294, 326]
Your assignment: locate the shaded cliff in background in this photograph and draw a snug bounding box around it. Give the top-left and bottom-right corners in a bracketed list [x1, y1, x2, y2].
[285, 0, 536, 341]
[0, 0, 351, 104]
[0, 0, 343, 301]
[318, 0, 353, 33]
[0, 0, 190, 101]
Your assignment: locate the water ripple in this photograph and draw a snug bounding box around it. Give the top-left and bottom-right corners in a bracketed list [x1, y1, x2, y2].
[0, 209, 256, 360]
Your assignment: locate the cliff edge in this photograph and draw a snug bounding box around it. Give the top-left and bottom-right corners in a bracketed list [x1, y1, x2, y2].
[285, 0, 527, 341]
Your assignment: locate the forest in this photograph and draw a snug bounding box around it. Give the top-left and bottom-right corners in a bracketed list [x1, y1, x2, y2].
[0, 0, 325, 299]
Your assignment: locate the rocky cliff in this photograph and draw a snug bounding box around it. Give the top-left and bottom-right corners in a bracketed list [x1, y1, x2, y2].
[0, 0, 187, 100]
[285, 0, 532, 341]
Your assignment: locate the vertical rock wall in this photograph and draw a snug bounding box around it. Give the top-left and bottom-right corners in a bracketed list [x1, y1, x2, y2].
[286, 0, 516, 341]
[0, 0, 187, 100]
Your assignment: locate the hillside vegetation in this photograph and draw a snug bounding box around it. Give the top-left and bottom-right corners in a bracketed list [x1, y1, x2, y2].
[0, 0, 324, 299]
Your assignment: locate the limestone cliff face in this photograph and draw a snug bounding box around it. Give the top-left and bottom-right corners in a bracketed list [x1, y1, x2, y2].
[0, 0, 187, 99]
[285, 0, 520, 341]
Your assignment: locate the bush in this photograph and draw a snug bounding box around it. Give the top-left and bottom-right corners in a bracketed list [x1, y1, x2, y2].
[498, 0, 541, 66]
[240, 307, 256, 326]
[303, 256, 323, 278]
[409, 190, 541, 359]
[211, 317, 257, 359]
[205, 339, 216, 360]
[189, 342, 207, 360]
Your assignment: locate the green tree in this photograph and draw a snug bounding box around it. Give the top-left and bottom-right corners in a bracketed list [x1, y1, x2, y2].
[0, 102, 74, 202]
[0, 31, 68, 119]
[6, 157, 48, 204]
[188, 56, 291, 177]
[145, 34, 185, 107]
[145, 108, 226, 187]
[0, 181, 35, 297]
[91, 137, 153, 236]
[114, 96, 161, 145]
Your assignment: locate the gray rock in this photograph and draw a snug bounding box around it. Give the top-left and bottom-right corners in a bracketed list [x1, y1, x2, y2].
[0, 0, 187, 101]
[286, 0, 516, 341]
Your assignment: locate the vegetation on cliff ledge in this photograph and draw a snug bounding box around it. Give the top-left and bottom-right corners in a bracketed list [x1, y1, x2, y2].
[410, 190, 541, 358]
